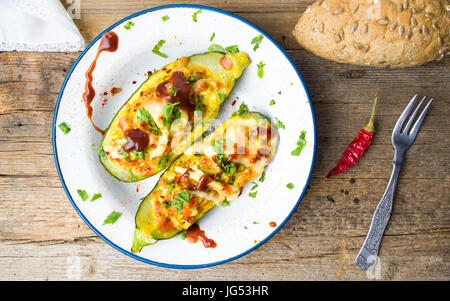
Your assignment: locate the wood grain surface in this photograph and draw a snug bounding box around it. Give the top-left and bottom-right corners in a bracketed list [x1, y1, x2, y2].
[0, 0, 448, 280]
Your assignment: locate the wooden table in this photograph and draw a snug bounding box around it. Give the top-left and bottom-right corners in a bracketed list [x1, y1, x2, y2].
[0, 0, 448, 280]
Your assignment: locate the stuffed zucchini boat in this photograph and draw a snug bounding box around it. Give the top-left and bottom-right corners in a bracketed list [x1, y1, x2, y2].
[98, 52, 250, 182]
[131, 112, 278, 253]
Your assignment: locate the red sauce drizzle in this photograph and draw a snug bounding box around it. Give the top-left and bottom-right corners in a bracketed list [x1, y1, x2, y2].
[186, 224, 217, 248]
[220, 55, 233, 70]
[269, 221, 277, 228]
[193, 174, 211, 191]
[122, 129, 149, 152]
[82, 31, 119, 135]
[156, 71, 194, 114]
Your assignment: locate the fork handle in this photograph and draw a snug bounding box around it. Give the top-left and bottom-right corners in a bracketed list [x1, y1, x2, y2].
[355, 160, 402, 270]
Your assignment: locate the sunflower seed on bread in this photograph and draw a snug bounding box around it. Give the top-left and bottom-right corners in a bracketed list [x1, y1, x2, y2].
[293, 0, 449, 68]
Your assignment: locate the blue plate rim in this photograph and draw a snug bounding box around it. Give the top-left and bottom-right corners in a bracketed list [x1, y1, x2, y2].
[52, 4, 317, 269]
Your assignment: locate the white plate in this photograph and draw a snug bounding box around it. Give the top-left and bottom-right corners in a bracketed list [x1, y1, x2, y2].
[53, 5, 316, 268]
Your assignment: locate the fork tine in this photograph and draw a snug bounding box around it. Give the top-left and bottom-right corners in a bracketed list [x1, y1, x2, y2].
[409, 99, 433, 139]
[403, 96, 426, 134]
[393, 94, 418, 135]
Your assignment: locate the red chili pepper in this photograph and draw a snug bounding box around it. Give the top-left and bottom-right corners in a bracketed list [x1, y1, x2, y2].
[326, 97, 377, 178]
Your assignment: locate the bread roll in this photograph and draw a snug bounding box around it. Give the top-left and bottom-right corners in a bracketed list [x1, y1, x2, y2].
[293, 0, 449, 68]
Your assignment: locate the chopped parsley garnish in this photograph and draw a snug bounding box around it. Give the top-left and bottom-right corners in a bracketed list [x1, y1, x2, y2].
[90, 193, 102, 202]
[218, 93, 226, 101]
[165, 190, 192, 214]
[251, 182, 258, 190]
[286, 183, 294, 189]
[232, 102, 249, 116]
[208, 43, 226, 53]
[208, 44, 240, 54]
[103, 211, 121, 225]
[168, 84, 177, 96]
[248, 191, 257, 198]
[129, 171, 136, 182]
[158, 155, 170, 168]
[77, 189, 88, 201]
[215, 154, 237, 176]
[188, 75, 198, 83]
[257, 61, 265, 78]
[291, 131, 307, 156]
[253, 221, 260, 224]
[161, 15, 170, 22]
[251, 34, 264, 51]
[58, 122, 71, 134]
[275, 118, 285, 129]
[152, 40, 168, 58]
[97, 146, 107, 160]
[269, 99, 276, 106]
[221, 200, 230, 207]
[162, 102, 181, 130]
[124, 21, 135, 30]
[210, 32, 215, 41]
[225, 45, 239, 53]
[259, 171, 266, 183]
[166, 181, 177, 193]
[192, 9, 202, 22]
[131, 150, 145, 160]
[137, 107, 160, 135]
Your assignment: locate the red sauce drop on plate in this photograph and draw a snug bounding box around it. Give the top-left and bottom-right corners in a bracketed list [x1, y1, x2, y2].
[82, 31, 119, 135]
[269, 221, 277, 228]
[122, 128, 149, 152]
[186, 224, 217, 248]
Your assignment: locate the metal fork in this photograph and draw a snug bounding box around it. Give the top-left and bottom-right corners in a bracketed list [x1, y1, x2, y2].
[355, 94, 433, 270]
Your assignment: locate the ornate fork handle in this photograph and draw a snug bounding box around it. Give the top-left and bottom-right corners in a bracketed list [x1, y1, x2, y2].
[355, 155, 403, 270]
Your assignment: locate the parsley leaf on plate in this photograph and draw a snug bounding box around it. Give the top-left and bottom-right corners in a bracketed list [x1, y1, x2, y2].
[90, 193, 102, 202]
[103, 211, 121, 225]
[225, 45, 239, 53]
[257, 61, 265, 78]
[232, 102, 249, 116]
[58, 122, 71, 134]
[124, 21, 135, 30]
[286, 183, 295, 189]
[192, 9, 202, 22]
[210, 32, 215, 41]
[161, 15, 169, 22]
[259, 171, 266, 183]
[251, 34, 264, 51]
[208, 43, 226, 53]
[152, 40, 168, 58]
[77, 189, 88, 201]
[291, 131, 307, 156]
[275, 118, 286, 129]
[248, 191, 257, 198]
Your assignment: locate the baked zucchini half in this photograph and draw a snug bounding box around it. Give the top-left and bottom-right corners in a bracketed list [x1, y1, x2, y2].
[98, 52, 250, 182]
[131, 112, 278, 253]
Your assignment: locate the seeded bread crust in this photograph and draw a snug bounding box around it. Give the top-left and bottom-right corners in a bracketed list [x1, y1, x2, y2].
[293, 0, 449, 68]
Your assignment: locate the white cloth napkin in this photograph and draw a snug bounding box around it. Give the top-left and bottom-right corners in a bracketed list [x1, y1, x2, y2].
[0, 0, 85, 52]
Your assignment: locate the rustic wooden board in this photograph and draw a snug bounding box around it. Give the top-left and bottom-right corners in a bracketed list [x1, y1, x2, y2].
[0, 0, 448, 280]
